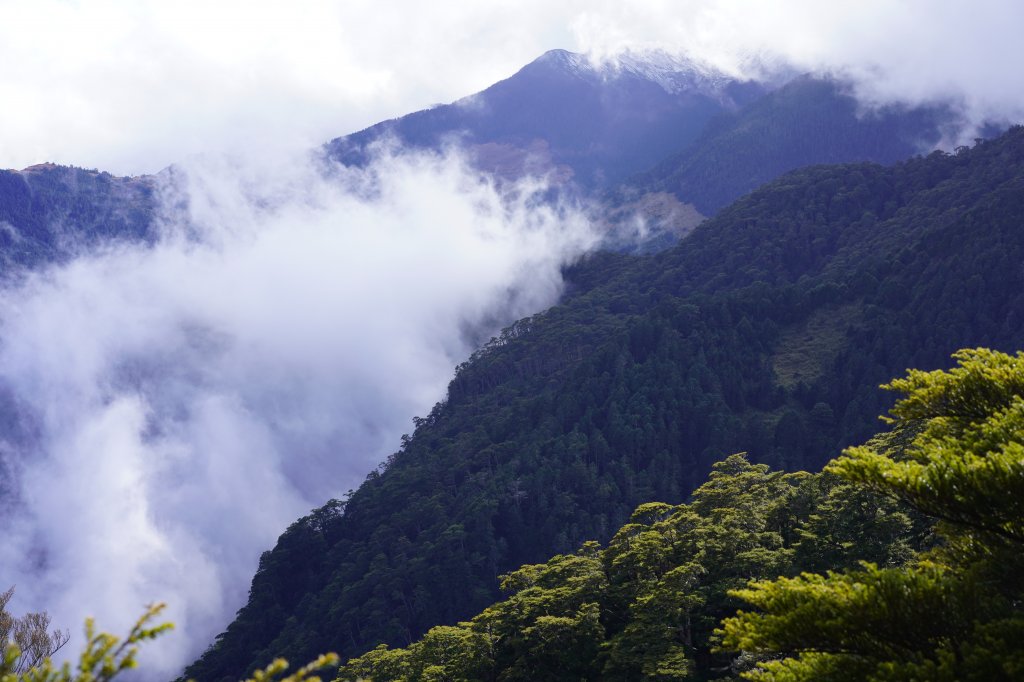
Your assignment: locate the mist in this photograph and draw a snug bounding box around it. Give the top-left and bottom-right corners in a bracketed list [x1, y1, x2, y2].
[574, 0, 1024, 139]
[0, 146, 596, 676]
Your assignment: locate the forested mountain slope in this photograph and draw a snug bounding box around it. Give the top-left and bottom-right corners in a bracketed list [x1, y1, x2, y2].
[616, 75, 955, 216]
[338, 349, 1024, 681]
[0, 164, 156, 269]
[183, 127, 1024, 681]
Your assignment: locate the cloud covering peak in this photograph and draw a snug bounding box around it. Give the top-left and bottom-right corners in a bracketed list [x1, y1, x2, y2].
[573, 1, 1024, 133]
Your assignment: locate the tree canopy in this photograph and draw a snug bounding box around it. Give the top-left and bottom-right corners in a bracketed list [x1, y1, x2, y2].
[335, 348, 1024, 680]
[1, 603, 337, 682]
[335, 451, 924, 680]
[719, 348, 1024, 681]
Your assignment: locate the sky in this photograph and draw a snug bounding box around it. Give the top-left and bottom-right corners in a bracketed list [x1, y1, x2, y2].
[1, 0, 1023, 678]
[1, 0, 1023, 175]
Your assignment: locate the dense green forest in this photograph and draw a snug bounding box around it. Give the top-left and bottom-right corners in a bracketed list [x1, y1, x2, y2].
[336, 348, 1024, 681]
[184, 126, 1024, 681]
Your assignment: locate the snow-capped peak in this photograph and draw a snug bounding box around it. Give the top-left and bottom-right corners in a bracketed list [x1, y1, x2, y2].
[534, 48, 743, 100]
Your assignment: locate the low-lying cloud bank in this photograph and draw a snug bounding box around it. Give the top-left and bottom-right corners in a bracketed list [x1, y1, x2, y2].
[0, 146, 596, 676]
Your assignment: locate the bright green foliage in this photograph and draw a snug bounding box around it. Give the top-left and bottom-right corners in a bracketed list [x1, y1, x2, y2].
[0, 588, 69, 675]
[599, 455, 805, 679]
[478, 547, 607, 681]
[720, 348, 1024, 680]
[722, 562, 987, 681]
[1, 603, 171, 682]
[336, 455, 921, 681]
[338, 348, 1024, 680]
[337, 545, 608, 682]
[0, 603, 338, 682]
[789, 473, 919, 573]
[835, 348, 1024, 547]
[244, 653, 341, 682]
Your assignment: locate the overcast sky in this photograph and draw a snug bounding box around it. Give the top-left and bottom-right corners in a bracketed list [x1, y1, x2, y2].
[2, 0, 1023, 175]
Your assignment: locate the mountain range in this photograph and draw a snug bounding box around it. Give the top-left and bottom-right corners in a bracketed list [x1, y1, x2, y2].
[0, 49, 968, 265]
[0, 49, 1018, 681]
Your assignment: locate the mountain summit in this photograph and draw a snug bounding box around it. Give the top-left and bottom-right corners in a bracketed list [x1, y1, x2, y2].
[528, 48, 748, 100]
[327, 49, 765, 189]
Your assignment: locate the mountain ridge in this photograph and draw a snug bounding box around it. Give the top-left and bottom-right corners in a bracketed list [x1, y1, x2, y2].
[326, 49, 767, 190]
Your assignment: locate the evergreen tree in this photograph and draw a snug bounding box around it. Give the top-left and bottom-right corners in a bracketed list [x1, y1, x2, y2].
[719, 348, 1024, 681]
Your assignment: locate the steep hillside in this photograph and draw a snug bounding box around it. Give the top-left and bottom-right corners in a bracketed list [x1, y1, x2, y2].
[335, 453, 921, 681]
[616, 75, 954, 216]
[183, 127, 1024, 681]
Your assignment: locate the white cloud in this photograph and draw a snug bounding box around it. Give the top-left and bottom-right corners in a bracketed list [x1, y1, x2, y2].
[0, 145, 596, 676]
[570, 0, 1024, 129]
[3, 1, 1022, 175]
[0, 0, 577, 174]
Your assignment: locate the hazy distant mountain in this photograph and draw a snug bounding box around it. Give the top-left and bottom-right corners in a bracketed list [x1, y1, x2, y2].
[327, 49, 767, 190]
[0, 164, 157, 270]
[618, 75, 959, 216]
[601, 75, 978, 250]
[331, 49, 975, 252]
[0, 53, 980, 265]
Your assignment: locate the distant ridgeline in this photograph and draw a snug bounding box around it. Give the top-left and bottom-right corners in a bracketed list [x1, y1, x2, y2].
[614, 75, 955, 215]
[184, 127, 1024, 681]
[0, 53, 963, 267]
[0, 164, 157, 269]
[327, 49, 769, 191]
[326, 50, 960, 248]
[327, 50, 951, 197]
